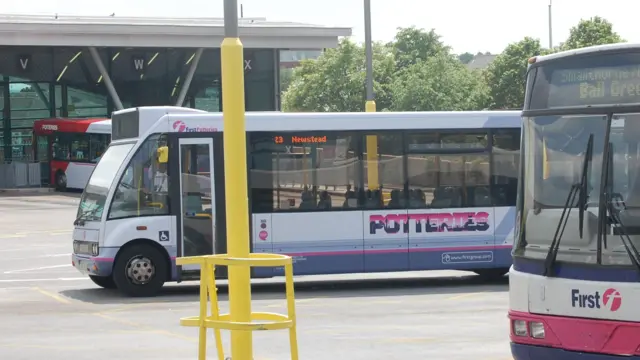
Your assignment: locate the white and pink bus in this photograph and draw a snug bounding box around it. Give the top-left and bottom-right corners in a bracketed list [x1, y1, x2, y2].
[33, 118, 111, 191]
[72, 106, 520, 297]
[510, 43, 640, 359]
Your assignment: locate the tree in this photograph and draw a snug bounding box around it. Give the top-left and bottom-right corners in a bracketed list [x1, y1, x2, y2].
[562, 16, 624, 50]
[390, 26, 451, 71]
[281, 38, 395, 112]
[485, 37, 543, 109]
[458, 52, 474, 64]
[391, 53, 490, 111]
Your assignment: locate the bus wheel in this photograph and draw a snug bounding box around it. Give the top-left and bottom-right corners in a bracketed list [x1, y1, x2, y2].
[472, 268, 509, 279]
[89, 275, 117, 289]
[113, 244, 167, 297]
[54, 171, 67, 191]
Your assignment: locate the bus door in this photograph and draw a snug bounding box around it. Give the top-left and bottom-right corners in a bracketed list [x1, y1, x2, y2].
[34, 134, 51, 186]
[175, 137, 218, 276]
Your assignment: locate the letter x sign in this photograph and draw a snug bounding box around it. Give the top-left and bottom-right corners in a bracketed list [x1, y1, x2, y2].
[244, 59, 252, 71]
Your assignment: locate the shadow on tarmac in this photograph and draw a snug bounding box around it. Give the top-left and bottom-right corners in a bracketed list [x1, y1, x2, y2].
[61, 273, 508, 305]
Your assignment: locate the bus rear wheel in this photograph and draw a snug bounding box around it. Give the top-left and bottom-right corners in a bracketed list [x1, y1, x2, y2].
[113, 244, 167, 297]
[89, 275, 116, 289]
[472, 268, 509, 279]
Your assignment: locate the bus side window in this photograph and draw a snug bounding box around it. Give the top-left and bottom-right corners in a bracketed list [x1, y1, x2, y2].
[108, 133, 170, 220]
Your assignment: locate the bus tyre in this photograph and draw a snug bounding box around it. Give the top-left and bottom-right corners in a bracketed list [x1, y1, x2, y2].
[473, 268, 509, 279]
[54, 171, 67, 191]
[113, 244, 167, 297]
[89, 275, 117, 289]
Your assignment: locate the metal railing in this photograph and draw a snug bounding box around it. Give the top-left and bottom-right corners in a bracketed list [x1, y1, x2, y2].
[0, 161, 43, 189]
[177, 253, 299, 360]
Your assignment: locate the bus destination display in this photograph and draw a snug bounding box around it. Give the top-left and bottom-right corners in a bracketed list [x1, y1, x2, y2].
[274, 135, 328, 145]
[548, 64, 640, 107]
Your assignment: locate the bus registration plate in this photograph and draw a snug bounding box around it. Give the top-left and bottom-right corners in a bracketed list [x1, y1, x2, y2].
[77, 242, 91, 254]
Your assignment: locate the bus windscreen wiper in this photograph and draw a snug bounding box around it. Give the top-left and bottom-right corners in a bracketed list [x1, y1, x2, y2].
[544, 134, 593, 277]
[73, 206, 101, 226]
[602, 143, 640, 273]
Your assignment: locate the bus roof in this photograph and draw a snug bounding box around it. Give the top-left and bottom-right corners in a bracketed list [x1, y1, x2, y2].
[532, 42, 640, 64]
[33, 117, 111, 135]
[111, 107, 522, 142]
[164, 110, 522, 132]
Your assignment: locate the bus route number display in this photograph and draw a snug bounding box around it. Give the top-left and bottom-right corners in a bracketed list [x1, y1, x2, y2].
[548, 64, 640, 107]
[274, 135, 328, 145]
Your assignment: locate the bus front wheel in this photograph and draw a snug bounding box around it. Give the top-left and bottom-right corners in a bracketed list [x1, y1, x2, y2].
[89, 275, 116, 289]
[54, 171, 67, 191]
[113, 244, 167, 297]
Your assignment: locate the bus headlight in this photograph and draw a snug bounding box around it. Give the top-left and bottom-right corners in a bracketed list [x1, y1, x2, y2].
[91, 242, 99, 256]
[512, 320, 527, 336]
[529, 322, 545, 339]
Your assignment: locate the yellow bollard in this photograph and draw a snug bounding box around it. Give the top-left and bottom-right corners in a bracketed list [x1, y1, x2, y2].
[177, 254, 299, 360]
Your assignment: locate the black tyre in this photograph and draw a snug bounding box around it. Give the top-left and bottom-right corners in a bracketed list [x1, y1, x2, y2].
[89, 275, 117, 289]
[54, 171, 67, 191]
[473, 268, 509, 279]
[113, 244, 168, 297]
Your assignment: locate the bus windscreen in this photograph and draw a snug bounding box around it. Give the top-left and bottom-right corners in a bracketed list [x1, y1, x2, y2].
[528, 52, 640, 109]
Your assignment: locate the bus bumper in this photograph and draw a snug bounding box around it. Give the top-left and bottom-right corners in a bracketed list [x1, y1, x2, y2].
[511, 343, 640, 360]
[71, 253, 114, 277]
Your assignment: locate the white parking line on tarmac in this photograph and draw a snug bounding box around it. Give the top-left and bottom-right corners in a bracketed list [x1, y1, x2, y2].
[0, 245, 65, 253]
[3, 264, 70, 274]
[5, 253, 70, 261]
[0, 277, 87, 283]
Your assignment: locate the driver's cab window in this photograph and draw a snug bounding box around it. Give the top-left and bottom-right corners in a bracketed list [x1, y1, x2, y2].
[108, 134, 170, 219]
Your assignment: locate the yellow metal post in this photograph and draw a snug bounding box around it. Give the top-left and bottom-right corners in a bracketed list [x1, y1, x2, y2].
[178, 2, 298, 359]
[364, 0, 379, 189]
[221, 0, 253, 359]
[365, 102, 379, 189]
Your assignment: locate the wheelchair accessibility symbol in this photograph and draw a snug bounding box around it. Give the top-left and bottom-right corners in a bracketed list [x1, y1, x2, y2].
[159, 230, 170, 242]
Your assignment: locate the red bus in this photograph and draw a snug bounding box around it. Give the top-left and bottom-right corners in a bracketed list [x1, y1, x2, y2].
[33, 118, 111, 191]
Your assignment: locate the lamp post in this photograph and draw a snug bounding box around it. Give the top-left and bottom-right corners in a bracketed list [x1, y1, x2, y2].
[548, 0, 553, 48]
[221, 0, 253, 359]
[364, 0, 375, 112]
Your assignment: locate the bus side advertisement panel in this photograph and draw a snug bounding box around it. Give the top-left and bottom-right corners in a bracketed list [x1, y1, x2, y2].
[268, 211, 365, 276]
[365, 208, 503, 271]
[362, 209, 410, 273]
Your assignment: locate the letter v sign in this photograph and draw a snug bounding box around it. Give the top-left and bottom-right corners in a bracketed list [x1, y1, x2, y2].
[16, 54, 31, 72]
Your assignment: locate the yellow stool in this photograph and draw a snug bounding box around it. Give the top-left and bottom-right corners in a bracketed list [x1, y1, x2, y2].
[177, 253, 299, 360]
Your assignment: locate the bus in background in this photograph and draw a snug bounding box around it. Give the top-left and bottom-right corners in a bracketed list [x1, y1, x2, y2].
[72, 107, 520, 297]
[509, 43, 640, 359]
[33, 118, 111, 191]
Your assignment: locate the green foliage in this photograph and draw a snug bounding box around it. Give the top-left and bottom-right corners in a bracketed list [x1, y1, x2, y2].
[282, 38, 395, 112]
[390, 26, 451, 71]
[391, 54, 490, 111]
[562, 16, 624, 50]
[485, 37, 542, 109]
[281, 16, 626, 113]
[458, 52, 474, 64]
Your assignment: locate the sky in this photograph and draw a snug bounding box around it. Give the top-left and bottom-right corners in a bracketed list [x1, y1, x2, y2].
[3, 0, 640, 54]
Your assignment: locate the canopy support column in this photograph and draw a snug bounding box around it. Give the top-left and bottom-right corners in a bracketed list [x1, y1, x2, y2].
[88, 47, 124, 110]
[175, 48, 204, 107]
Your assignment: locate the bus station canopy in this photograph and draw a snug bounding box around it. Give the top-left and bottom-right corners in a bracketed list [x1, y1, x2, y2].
[0, 14, 352, 49]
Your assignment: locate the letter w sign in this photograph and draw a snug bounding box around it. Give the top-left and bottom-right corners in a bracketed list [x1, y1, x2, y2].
[132, 57, 145, 72]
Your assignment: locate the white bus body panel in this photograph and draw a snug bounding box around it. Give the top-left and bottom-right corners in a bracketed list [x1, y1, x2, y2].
[510, 268, 640, 322]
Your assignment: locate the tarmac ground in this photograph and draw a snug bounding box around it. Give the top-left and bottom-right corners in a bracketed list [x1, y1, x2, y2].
[0, 193, 513, 360]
